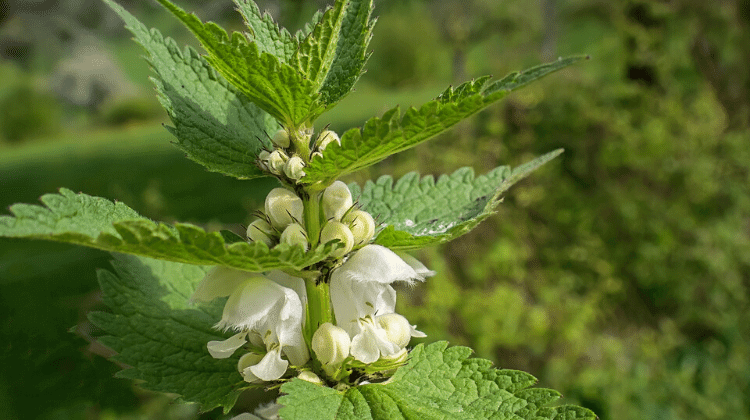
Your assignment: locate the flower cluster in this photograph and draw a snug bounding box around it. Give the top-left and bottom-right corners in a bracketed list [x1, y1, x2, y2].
[192, 183, 432, 385]
[247, 180, 376, 257]
[257, 129, 341, 182]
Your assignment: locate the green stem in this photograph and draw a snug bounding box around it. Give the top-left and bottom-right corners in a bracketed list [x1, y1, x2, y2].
[301, 187, 331, 348]
[304, 279, 333, 348]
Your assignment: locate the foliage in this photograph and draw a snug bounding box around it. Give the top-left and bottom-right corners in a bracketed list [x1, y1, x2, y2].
[0, 0, 590, 418]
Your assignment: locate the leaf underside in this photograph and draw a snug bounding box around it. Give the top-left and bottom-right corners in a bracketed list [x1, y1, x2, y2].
[0, 189, 336, 272]
[88, 254, 247, 413]
[351, 150, 563, 250]
[302, 56, 586, 186]
[279, 341, 597, 420]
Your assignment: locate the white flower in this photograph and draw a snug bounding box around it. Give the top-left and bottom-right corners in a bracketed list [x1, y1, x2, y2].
[329, 245, 430, 363]
[191, 268, 309, 382]
[219, 277, 309, 381]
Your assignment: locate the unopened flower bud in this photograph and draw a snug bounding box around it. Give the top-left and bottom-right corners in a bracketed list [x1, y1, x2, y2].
[312, 322, 351, 366]
[257, 150, 271, 170]
[297, 371, 323, 385]
[237, 352, 265, 383]
[265, 188, 304, 229]
[317, 130, 340, 152]
[377, 313, 417, 348]
[247, 219, 275, 247]
[343, 210, 375, 245]
[284, 156, 306, 181]
[272, 129, 290, 148]
[279, 223, 308, 251]
[322, 181, 353, 221]
[320, 221, 354, 258]
[268, 150, 288, 175]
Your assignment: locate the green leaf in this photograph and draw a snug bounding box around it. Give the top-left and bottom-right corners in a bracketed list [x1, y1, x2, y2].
[104, 0, 278, 179]
[0, 189, 337, 271]
[302, 56, 585, 185]
[152, 0, 322, 127]
[234, 0, 298, 63]
[292, 0, 348, 88]
[88, 253, 246, 413]
[278, 341, 597, 420]
[349, 150, 563, 250]
[306, 0, 376, 107]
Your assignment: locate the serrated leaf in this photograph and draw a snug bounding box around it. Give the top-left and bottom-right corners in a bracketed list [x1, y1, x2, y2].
[88, 253, 246, 413]
[152, 0, 322, 127]
[292, 0, 348, 88]
[318, 0, 375, 106]
[104, 0, 278, 179]
[348, 150, 563, 250]
[278, 341, 597, 420]
[303, 56, 585, 185]
[234, 0, 298, 62]
[0, 189, 337, 271]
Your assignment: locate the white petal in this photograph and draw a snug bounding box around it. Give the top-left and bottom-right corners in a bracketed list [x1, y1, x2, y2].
[191, 267, 257, 303]
[238, 352, 264, 383]
[218, 278, 298, 332]
[339, 245, 421, 284]
[330, 273, 396, 337]
[410, 325, 427, 338]
[350, 318, 400, 363]
[218, 276, 309, 367]
[397, 252, 436, 279]
[249, 347, 288, 381]
[206, 331, 247, 359]
[266, 271, 307, 309]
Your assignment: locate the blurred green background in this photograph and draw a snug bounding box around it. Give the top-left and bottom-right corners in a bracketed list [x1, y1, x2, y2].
[1, 0, 749, 419]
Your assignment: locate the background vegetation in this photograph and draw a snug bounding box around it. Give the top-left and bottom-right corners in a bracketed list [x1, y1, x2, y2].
[1, 0, 748, 419]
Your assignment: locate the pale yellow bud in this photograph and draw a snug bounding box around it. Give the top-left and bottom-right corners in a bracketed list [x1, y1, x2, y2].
[284, 156, 306, 181]
[343, 209, 376, 245]
[246, 219, 275, 247]
[265, 188, 303, 229]
[268, 150, 288, 175]
[279, 223, 308, 251]
[322, 181, 353, 221]
[272, 129, 290, 148]
[257, 150, 271, 170]
[320, 221, 354, 258]
[312, 322, 351, 366]
[317, 130, 340, 152]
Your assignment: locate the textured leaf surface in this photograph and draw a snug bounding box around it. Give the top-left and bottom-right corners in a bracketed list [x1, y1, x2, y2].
[349, 150, 563, 250]
[303, 56, 585, 185]
[105, 0, 278, 179]
[0, 189, 336, 271]
[317, 0, 375, 106]
[88, 254, 245, 412]
[278, 341, 597, 420]
[292, 0, 348, 88]
[153, 0, 322, 126]
[234, 0, 297, 62]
